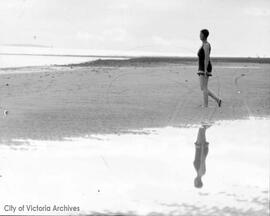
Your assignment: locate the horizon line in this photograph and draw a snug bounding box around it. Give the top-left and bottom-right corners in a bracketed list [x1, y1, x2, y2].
[0, 52, 269, 59]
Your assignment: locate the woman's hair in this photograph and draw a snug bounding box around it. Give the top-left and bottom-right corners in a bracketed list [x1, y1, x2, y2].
[201, 29, 209, 39]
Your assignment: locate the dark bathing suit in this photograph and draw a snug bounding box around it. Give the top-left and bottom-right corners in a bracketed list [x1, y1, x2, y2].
[197, 43, 212, 76]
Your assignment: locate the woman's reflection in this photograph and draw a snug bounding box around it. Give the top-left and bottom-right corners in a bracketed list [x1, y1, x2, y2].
[193, 124, 210, 188]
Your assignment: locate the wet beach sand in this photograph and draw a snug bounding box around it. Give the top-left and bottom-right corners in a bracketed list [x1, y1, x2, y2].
[0, 59, 269, 215]
[0, 59, 269, 142]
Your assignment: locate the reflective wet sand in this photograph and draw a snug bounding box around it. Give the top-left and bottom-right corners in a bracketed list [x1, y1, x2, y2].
[0, 118, 269, 215]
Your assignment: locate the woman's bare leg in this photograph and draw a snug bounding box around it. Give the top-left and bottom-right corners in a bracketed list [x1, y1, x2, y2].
[203, 88, 208, 107]
[204, 77, 220, 103]
[199, 75, 208, 107]
[196, 127, 206, 142]
[208, 89, 219, 102]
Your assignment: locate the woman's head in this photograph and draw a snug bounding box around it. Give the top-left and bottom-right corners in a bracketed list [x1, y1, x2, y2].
[200, 29, 209, 41]
[194, 176, 203, 188]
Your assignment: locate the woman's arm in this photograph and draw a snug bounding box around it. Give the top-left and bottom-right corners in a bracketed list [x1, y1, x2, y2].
[203, 43, 210, 74]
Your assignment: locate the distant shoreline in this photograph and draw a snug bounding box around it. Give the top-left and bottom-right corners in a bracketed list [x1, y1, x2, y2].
[1, 52, 270, 62]
[66, 57, 270, 67]
[0, 53, 269, 70]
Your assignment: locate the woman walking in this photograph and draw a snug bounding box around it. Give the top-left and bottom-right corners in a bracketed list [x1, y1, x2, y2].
[197, 29, 222, 107]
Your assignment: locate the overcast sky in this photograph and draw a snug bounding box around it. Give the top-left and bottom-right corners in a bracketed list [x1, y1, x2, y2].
[0, 0, 270, 57]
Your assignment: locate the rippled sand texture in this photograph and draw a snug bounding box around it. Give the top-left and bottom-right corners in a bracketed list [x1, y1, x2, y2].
[0, 62, 269, 142]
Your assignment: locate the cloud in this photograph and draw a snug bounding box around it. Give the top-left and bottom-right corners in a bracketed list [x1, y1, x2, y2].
[244, 7, 270, 17]
[151, 36, 198, 53]
[5, 0, 33, 10]
[76, 32, 96, 40]
[1, 43, 52, 48]
[152, 36, 172, 46]
[103, 29, 128, 42]
[77, 29, 128, 43]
